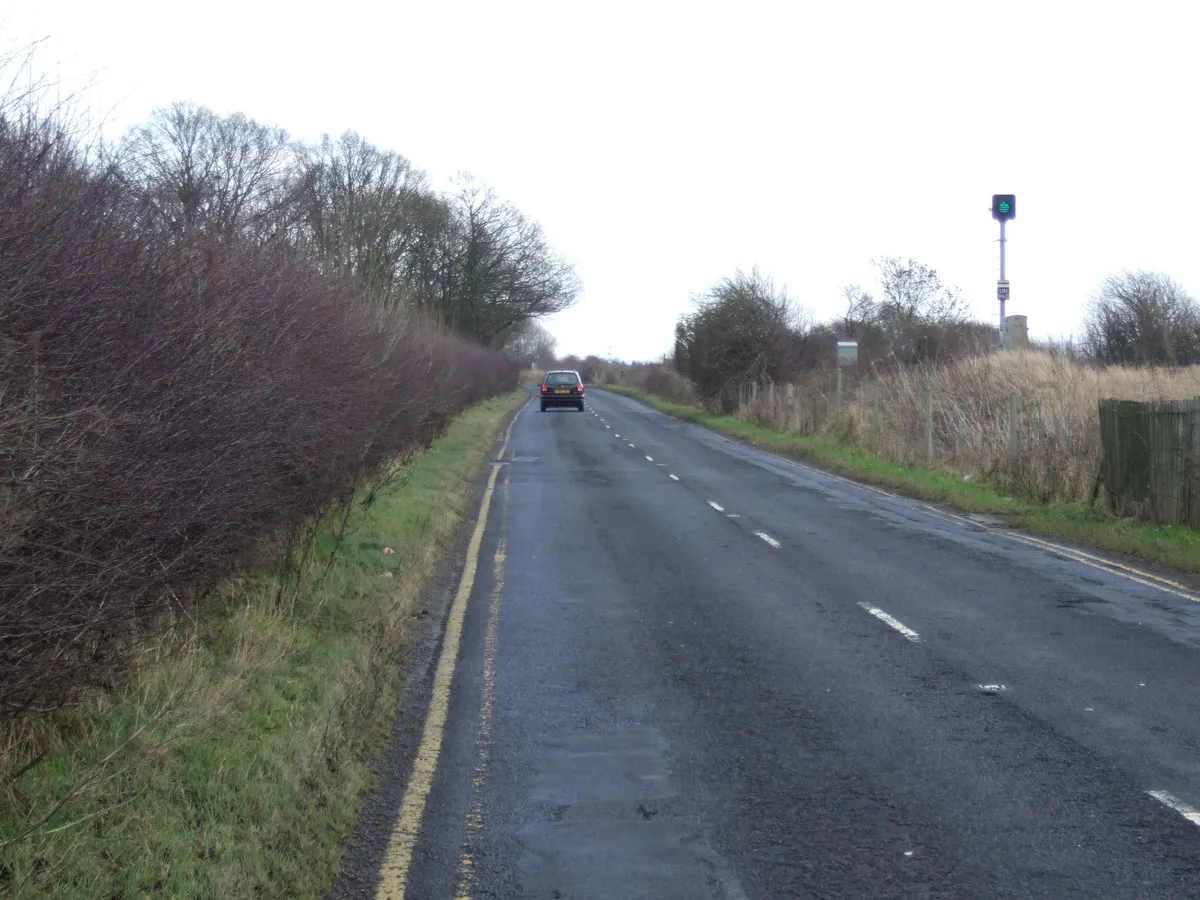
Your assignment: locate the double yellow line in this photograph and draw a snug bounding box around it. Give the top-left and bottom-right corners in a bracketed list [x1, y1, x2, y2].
[375, 402, 524, 900]
[917, 503, 1200, 604]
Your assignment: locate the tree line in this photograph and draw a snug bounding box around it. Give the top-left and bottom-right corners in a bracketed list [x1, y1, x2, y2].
[109, 102, 580, 347]
[668, 261, 1200, 407]
[671, 260, 995, 407]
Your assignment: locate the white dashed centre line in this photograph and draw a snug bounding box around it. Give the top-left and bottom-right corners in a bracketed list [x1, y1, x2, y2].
[708, 501, 725, 512]
[857, 603, 920, 642]
[668, 474, 680, 481]
[628, 443, 636, 448]
[754, 531, 781, 549]
[645, 455, 654, 462]
[1148, 791, 1200, 828]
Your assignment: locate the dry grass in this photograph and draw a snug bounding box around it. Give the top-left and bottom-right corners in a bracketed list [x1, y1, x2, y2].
[616, 366, 698, 406]
[519, 368, 544, 385]
[737, 351, 1200, 503]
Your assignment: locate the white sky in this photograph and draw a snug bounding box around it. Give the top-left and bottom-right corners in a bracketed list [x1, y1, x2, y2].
[6, 0, 1199, 361]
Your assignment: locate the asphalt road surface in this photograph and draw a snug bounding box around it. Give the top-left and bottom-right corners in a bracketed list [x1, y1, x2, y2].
[334, 388, 1200, 900]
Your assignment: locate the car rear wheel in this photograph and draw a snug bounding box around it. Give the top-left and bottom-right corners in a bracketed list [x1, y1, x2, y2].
[577, 403, 584, 411]
[540, 402, 547, 412]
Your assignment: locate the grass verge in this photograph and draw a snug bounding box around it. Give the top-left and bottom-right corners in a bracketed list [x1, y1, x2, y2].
[0, 391, 525, 899]
[603, 386, 1200, 577]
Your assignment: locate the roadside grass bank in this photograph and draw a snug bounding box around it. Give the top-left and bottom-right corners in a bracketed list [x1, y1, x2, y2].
[602, 385, 1200, 577]
[0, 391, 525, 899]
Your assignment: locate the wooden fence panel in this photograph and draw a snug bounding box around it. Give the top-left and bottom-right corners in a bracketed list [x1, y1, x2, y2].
[1190, 401, 1200, 529]
[1099, 398, 1200, 527]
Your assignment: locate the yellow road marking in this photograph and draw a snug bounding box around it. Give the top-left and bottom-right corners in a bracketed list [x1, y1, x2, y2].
[856, 481, 897, 498]
[502, 401, 522, 447]
[375, 401, 524, 900]
[920, 503, 980, 528]
[454, 478, 508, 899]
[1002, 530, 1198, 593]
[918, 503, 1200, 603]
[1001, 531, 1200, 603]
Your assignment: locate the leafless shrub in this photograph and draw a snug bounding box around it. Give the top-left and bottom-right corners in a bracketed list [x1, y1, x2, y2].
[0, 100, 516, 721]
[673, 268, 800, 406]
[1082, 270, 1200, 365]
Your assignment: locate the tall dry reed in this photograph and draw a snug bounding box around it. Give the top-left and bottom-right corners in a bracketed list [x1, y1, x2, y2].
[739, 351, 1200, 503]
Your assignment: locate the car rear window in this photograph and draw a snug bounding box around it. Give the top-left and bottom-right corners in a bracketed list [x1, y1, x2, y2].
[546, 372, 578, 385]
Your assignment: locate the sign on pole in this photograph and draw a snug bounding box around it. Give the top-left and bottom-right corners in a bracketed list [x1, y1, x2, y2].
[997, 280, 1010, 302]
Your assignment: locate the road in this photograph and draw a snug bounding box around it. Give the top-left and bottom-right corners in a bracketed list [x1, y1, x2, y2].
[334, 388, 1200, 900]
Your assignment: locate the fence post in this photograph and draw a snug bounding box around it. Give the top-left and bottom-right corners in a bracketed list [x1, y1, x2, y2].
[925, 390, 933, 464]
[1189, 399, 1200, 528]
[871, 388, 881, 447]
[1007, 393, 1019, 474]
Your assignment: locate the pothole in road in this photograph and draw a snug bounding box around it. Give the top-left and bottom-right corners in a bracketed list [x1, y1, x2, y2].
[976, 684, 1008, 695]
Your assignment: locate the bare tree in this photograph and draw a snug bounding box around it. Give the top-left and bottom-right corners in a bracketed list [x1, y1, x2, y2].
[870, 257, 970, 362]
[115, 109, 580, 347]
[839, 284, 877, 337]
[1082, 270, 1200, 365]
[873, 257, 967, 329]
[289, 131, 430, 308]
[502, 319, 557, 368]
[118, 102, 290, 237]
[435, 174, 580, 345]
[395, 190, 455, 318]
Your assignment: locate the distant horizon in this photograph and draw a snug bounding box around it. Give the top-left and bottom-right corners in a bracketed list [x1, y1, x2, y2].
[8, 0, 1199, 362]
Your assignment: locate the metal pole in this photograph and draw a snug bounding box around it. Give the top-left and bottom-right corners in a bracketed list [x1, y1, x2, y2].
[999, 218, 1007, 323]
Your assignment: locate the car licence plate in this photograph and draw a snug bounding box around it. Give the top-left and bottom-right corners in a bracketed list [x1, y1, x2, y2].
[555, 389, 570, 394]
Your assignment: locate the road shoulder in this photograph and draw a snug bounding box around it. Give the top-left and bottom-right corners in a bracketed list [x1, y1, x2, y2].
[327, 395, 527, 899]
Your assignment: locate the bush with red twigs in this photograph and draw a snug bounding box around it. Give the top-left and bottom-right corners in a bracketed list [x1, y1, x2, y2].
[0, 110, 516, 721]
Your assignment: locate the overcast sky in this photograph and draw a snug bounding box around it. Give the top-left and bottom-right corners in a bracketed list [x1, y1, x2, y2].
[6, 0, 1199, 361]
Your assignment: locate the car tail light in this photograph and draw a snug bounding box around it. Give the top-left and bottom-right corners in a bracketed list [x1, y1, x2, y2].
[577, 385, 584, 394]
[541, 384, 548, 393]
